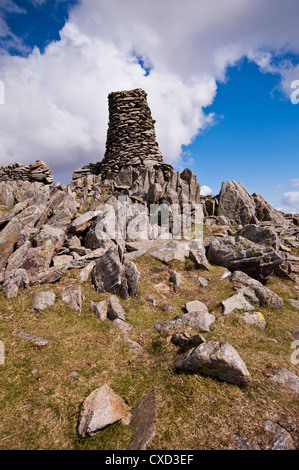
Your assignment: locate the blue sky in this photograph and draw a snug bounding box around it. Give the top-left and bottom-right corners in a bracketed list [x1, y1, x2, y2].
[0, 0, 298, 212]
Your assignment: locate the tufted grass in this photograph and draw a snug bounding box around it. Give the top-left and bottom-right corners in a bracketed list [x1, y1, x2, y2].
[0, 254, 298, 450]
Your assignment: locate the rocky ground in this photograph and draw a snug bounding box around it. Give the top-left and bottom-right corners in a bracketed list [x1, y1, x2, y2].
[0, 169, 298, 450]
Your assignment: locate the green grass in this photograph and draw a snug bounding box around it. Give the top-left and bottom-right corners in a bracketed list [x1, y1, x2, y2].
[0, 255, 298, 450]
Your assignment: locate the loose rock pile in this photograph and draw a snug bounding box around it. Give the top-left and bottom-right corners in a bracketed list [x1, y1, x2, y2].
[0, 160, 53, 185]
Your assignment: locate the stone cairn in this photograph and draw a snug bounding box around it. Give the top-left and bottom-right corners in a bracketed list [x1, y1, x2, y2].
[0, 160, 53, 184]
[72, 88, 168, 181]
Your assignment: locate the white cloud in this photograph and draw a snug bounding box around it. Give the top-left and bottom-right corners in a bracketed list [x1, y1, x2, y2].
[201, 186, 213, 196]
[280, 192, 299, 213]
[0, 0, 299, 181]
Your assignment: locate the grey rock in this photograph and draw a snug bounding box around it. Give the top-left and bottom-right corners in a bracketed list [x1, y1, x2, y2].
[221, 292, 254, 315]
[288, 299, 299, 310]
[171, 332, 192, 346]
[15, 330, 50, 346]
[129, 391, 157, 450]
[189, 248, 210, 271]
[173, 341, 251, 387]
[127, 339, 144, 356]
[90, 300, 107, 320]
[263, 420, 296, 450]
[2, 268, 29, 298]
[217, 181, 257, 226]
[112, 319, 133, 335]
[185, 300, 209, 313]
[146, 295, 157, 307]
[269, 368, 299, 395]
[169, 270, 182, 289]
[233, 434, 261, 450]
[62, 285, 82, 313]
[155, 311, 215, 334]
[77, 384, 131, 437]
[32, 290, 56, 310]
[240, 311, 266, 329]
[231, 271, 283, 309]
[92, 246, 139, 299]
[107, 295, 126, 321]
[207, 235, 284, 283]
[236, 224, 280, 250]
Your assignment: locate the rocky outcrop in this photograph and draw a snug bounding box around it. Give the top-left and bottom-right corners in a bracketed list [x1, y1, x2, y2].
[217, 181, 257, 226]
[0, 160, 53, 184]
[207, 235, 285, 283]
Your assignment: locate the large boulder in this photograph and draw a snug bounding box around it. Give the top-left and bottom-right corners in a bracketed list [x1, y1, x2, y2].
[92, 246, 140, 299]
[207, 235, 284, 283]
[217, 181, 257, 226]
[236, 224, 280, 250]
[173, 341, 251, 387]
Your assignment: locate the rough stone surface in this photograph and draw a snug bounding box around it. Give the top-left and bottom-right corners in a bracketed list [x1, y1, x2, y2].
[62, 285, 82, 312]
[240, 311, 266, 329]
[0, 160, 53, 184]
[233, 434, 261, 450]
[129, 391, 157, 450]
[207, 235, 284, 284]
[107, 295, 126, 321]
[32, 291, 56, 310]
[189, 248, 210, 271]
[90, 300, 107, 320]
[155, 311, 215, 333]
[185, 300, 209, 313]
[78, 384, 131, 437]
[230, 271, 284, 309]
[217, 181, 257, 226]
[2, 268, 29, 298]
[92, 246, 139, 299]
[269, 368, 299, 395]
[263, 420, 296, 450]
[173, 341, 251, 387]
[221, 292, 254, 315]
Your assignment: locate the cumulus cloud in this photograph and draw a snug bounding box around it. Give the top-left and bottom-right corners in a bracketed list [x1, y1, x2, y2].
[201, 186, 214, 196]
[280, 192, 299, 213]
[0, 0, 299, 181]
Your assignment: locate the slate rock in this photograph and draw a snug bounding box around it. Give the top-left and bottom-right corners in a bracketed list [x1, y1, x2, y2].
[173, 341, 251, 387]
[129, 391, 157, 450]
[62, 285, 82, 313]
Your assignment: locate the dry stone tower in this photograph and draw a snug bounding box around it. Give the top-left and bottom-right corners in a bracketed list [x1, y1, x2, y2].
[100, 88, 164, 177]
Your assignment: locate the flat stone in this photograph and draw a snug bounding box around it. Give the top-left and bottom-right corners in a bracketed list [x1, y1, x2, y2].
[129, 391, 157, 450]
[155, 311, 215, 334]
[107, 295, 126, 321]
[15, 330, 50, 346]
[221, 292, 254, 315]
[185, 300, 209, 313]
[90, 300, 107, 320]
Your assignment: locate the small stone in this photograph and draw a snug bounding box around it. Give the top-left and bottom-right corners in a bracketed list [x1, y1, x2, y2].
[146, 295, 157, 307]
[240, 311, 266, 329]
[185, 300, 209, 313]
[127, 339, 144, 355]
[90, 300, 107, 320]
[107, 295, 126, 321]
[69, 371, 78, 379]
[15, 330, 50, 347]
[62, 285, 82, 313]
[221, 292, 254, 315]
[112, 319, 133, 335]
[171, 332, 191, 346]
[269, 368, 299, 395]
[32, 290, 56, 311]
